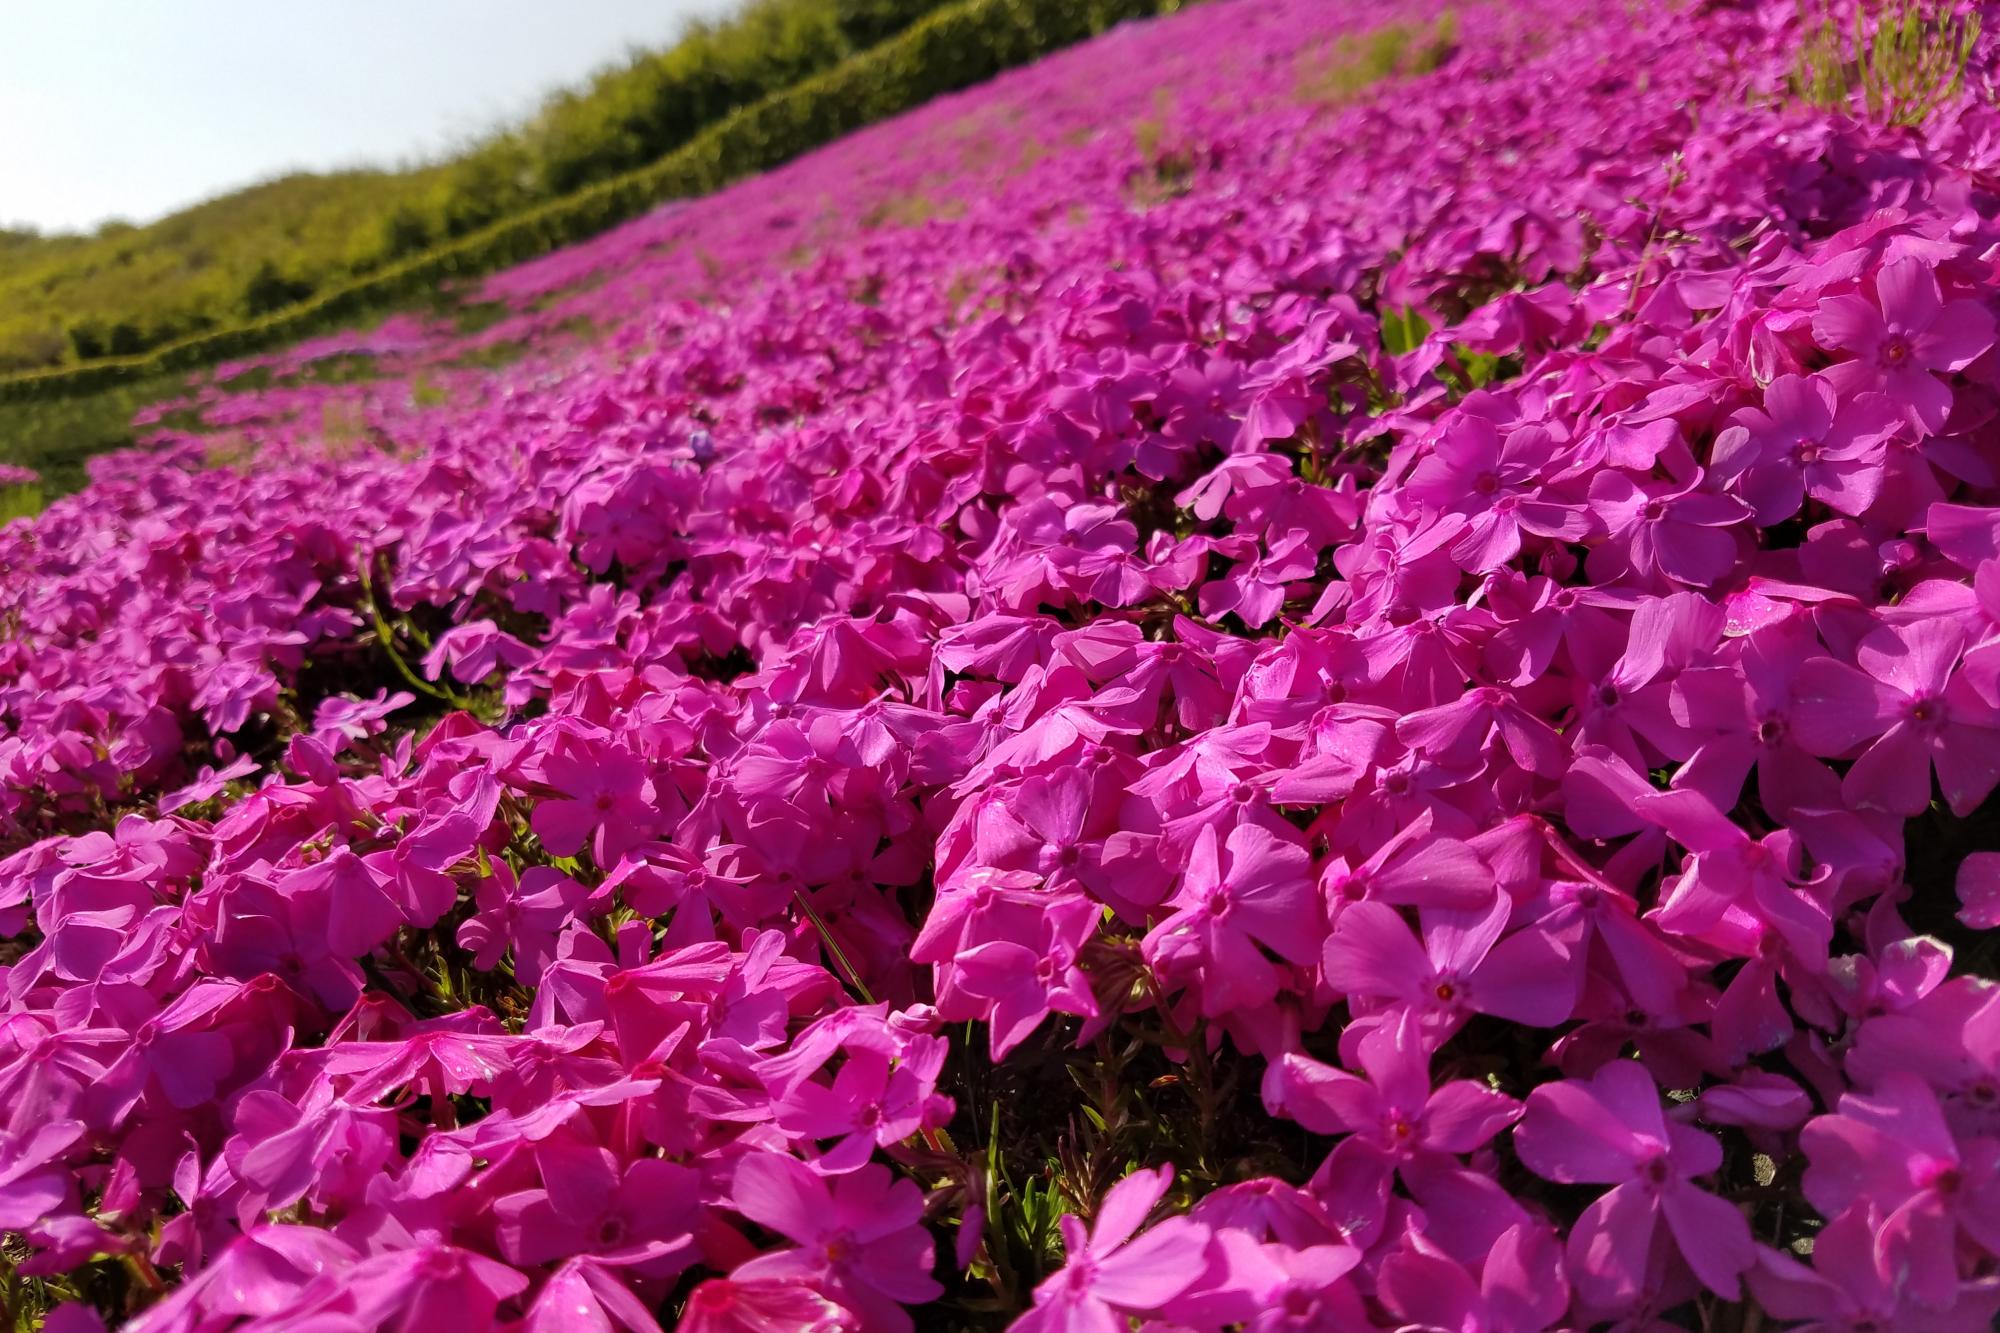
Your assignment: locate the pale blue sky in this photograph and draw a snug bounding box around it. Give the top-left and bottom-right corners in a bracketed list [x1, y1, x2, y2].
[1, 1, 739, 234]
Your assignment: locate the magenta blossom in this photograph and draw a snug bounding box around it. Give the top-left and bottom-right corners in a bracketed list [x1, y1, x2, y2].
[731, 1154, 941, 1332]
[1145, 821, 1323, 1018]
[1800, 1073, 2000, 1309]
[1322, 895, 1577, 1033]
[1015, 1166, 1213, 1331]
[1814, 258, 1994, 433]
[1709, 375, 1901, 523]
[1793, 617, 2000, 816]
[1514, 1060, 1752, 1309]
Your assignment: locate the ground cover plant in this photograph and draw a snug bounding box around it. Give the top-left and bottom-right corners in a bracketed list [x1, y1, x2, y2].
[4, 0, 2000, 1327]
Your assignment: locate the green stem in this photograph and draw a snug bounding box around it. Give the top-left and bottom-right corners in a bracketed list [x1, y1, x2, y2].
[356, 555, 476, 712]
[794, 889, 876, 1005]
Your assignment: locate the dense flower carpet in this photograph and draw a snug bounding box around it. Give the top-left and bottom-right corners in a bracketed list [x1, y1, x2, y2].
[5, 0, 2000, 1327]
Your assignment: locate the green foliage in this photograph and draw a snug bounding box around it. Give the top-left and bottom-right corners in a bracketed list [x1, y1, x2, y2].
[0, 170, 442, 375]
[0, 484, 43, 524]
[0, 376, 172, 493]
[1792, 0, 1982, 126]
[239, 259, 317, 318]
[0, 0, 961, 376]
[1294, 9, 1460, 104]
[1379, 304, 1434, 356]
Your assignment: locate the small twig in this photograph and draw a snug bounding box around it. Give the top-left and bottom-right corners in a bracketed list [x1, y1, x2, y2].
[355, 554, 476, 712]
[793, 889, 877, 1006]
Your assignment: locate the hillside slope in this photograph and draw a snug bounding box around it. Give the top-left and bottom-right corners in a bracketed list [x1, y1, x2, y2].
[5, 0, 2000, 1330]
[0, 0, 943, 374]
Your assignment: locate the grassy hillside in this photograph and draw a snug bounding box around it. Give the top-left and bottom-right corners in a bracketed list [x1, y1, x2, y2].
[0, 0, 1184, 497]
[0, 0, 943, 375]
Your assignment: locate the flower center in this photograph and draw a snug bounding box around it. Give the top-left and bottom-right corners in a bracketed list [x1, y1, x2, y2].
[1881, 335, 1912, 367]
[1915, 1156, 1962, 1194]
[416, 1247, 464, 1280]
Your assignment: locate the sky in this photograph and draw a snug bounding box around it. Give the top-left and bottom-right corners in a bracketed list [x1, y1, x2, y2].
[0, 0, 740, 234]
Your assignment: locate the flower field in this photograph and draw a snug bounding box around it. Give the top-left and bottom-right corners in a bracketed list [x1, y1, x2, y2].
[7, 0, 2000, 1327]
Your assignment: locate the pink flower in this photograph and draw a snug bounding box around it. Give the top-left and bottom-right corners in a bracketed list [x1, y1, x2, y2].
[530, 732, 660, 865]
[1376, 1222, 1570, 1333]
[494, 1139, 699, 1275]
[1015, 1166, 1213, 1331]
[422, 619, 537, 685]
[955, 913, 1100, 1059]
[1814, 258, 1994, 433]
[770, 1035, 950, 1171]
[1749, 1203, 2000, 1332]
[522, 1258, 672, 1333]
[1801, 1073, 2000, 1309]
[1144, 821, 1322, 1018]
[1514, 1061, 1751, 1308]
[0, 1121, 83, 1229]
[1709, 375, 1901, 523]
[1585, 470, 1751, 589]
[1322, 895, 1577, 1032]
[457, 863, 591, 986]
[680, 1277, 853, 1333]
[1959, 852, 2000, 930]
[340, 1243, 532, 1332]
[731, 1154, 941, 1332]
[1265, 1017, 1521, 1161]
[1793, 617, 2000, 816]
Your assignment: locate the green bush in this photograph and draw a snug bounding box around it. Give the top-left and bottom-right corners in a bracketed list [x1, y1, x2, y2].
[240, 260, 317, 318]
[835, 0, 946, 49]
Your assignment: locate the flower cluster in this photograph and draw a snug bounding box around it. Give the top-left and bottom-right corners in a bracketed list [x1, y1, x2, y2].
[5, 0, 2000, 1328]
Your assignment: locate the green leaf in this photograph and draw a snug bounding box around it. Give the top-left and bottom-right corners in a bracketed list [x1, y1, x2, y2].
[1380, 304, 1432, 356]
